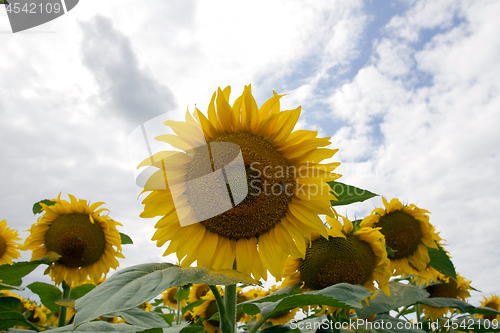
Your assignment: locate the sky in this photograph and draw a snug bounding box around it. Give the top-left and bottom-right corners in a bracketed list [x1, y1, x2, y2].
[1, 0, 499, 306]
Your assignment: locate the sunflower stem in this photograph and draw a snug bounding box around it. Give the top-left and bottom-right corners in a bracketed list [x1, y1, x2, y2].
[396, 305, 410, 318]
[209, 285, 232, 333]
[415, 303, 422, 323]
[58, 281, 71, 327]
[176, 294, 181, 326]
[224, 284, 237, 333]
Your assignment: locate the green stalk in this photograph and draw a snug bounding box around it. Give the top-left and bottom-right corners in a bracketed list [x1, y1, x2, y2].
[415, 303, 422, 323]
[224, 284, 237, 333]
[58, 281, 71, 327]
[209, 285, 232, 333]
[176, 295, 182, 325]
[396, 305, 410, 318]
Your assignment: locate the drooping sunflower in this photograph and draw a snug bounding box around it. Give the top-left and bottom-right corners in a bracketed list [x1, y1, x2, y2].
[477, 294, 500, 321]
[188, 284, 211, 303]
[0, 219, 21, 265]
[282, 216, 391, 295]
[139, 85, 340, 280]
[421, 273, 472, 320]
[162, 287, 187, 309]
[360, 197, 441, 282]
[22, 194, 125, 286]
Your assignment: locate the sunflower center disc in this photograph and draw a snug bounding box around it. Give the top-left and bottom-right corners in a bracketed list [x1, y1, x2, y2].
[426, 278, 459, 298]
[168, 288, 179, 304]
[44, 213, 106, 268]
[376, 210, 422, 259]
[0, 235, 6, 258]
[205, 300, 220, 327]
[188, 132, 293, 239]
[195, 285, 210, 300]
[299, 234, 377, 290]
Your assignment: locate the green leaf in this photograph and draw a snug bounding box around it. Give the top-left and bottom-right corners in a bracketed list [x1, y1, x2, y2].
[418, 298, 500, 316]
[32, 199, 56, 214]
[356, 282, 430, 319]
[27, 282, 62, 314]
[427, 247, 456, 279]
[447, 317, 500, 332]
[182, 299, 204, 314]
[245, 283, 371, 320]
[160, 313, 175, 326]
[0, 297, 32, 331]
[105, 308, 169, 328]
[328, 182, 378, 206]
[386, 246, 396, 258]
[139, 329, 164, 333]
[178, 326, 205, 333]
[74, 263, 259, 326]
[120, 232, 134, 245]
[367, 314, 427, 333]
[8, 322, 189, 333]
[0, 258, 53, 286]
[174, 285, 190, 301]
[71, 284, 96, 299]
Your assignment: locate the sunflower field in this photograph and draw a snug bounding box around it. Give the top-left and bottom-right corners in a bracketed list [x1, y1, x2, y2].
[1, 86, 499, 333]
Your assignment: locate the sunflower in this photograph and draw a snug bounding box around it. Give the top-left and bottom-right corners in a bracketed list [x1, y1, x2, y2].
[421, 273, 472, 320]
[282, 216, 391, 295]
[1, 291, 50, 328]
[241, 287, 270, 300]
[193, 290, 221, 333]
[477, 294, 500, 321]
[139, 85, 340, 280]
[188, 284, 211, 303]
[162, 287, 187, 309]
[22, 193, 125, 286]
[0, 219, 21, 265]
[360, 197, 441, 282]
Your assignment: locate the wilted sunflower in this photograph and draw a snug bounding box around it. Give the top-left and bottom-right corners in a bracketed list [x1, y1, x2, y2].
[22, 194, 124, 286]
[478, 294, 500, 321]
[421, 273, 472, 320]
[139, 85, 340, 279]
[162, 287, 187, 309]
[282, 216, 391, 295]
[360, 197, 441, 281]
[0, 219, 21, 265]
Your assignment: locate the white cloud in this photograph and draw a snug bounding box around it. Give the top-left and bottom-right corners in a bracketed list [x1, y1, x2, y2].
[328, 0, 500, 302]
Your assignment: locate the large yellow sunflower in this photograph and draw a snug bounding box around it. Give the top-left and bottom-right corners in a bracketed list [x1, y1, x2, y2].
[477, 294, 500, 321]
[421, 273, 472, 321]
[282, 216, 391, 295]
[360, 197, 441, 282]
[0, 219, 21, 265]
[139, 85, 340, 280]
[22, 194, 125, 286]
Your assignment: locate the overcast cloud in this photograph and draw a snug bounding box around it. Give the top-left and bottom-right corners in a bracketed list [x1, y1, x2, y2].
[0, 0, 498, 305]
